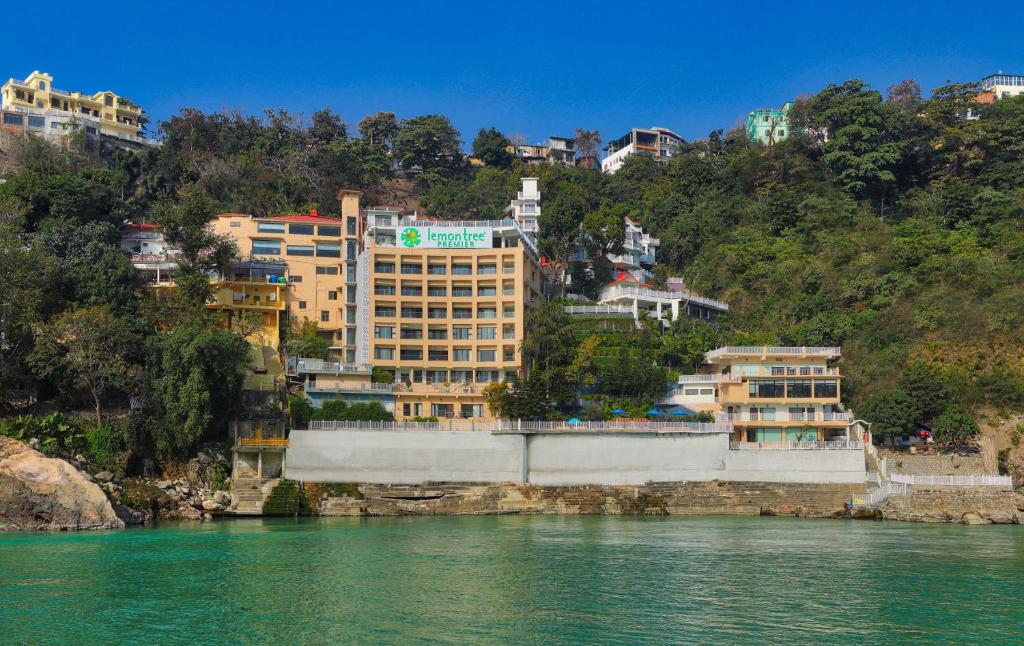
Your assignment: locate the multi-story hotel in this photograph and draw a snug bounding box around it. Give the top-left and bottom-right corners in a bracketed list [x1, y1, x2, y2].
[1, 71, 149, 145]
[601, 126, 683, 174]
[664, 346, 853, 444]
[210, 190, 363, 363]
[361, 210, 544, 419]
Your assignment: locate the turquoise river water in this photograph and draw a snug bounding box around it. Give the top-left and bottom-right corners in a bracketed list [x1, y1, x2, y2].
[1, 516, 1023, 644]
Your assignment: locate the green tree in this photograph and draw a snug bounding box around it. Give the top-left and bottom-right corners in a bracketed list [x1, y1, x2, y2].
[285, 319, 330, 359]
[521, 301, 575, 372]
[856, 389, 921, 436]
[472, 128, 514, 169]
[358, 112, 399, 148]
[902, 361, 949, 420]
[29, 306, 140, 427]
[933, 404, 979, 444]
[392, 115, 464, 180]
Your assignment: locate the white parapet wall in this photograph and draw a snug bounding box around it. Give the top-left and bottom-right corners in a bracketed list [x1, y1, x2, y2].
[286, 429, 866, 486]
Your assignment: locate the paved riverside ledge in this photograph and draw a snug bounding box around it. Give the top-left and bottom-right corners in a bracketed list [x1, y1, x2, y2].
[305, 420, 734, 434]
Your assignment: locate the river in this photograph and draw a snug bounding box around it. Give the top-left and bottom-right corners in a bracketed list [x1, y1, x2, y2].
[1, 516, 1021, 644]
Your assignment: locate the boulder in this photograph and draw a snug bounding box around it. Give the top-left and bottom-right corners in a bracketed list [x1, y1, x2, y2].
[962, 513, 991, 525]
[156, 480, 173, 490]
[94, 471, 114, 483]
[213, 491, 231, 506]
[196, 453, 213, 466]
[202, 500, 224, 512]
[0, 437, 124, 531]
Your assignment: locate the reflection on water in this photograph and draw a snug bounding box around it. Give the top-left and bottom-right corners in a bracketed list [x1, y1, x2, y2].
[1, 516, 1022, 645]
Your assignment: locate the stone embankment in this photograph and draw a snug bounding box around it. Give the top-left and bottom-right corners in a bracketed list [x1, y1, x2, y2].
[878, 490, 1024, 524]
[0, 436, 125, 530]
[307, 481, 864, 518]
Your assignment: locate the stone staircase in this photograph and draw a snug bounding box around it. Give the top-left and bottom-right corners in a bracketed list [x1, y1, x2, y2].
[230, 478, 275, 515]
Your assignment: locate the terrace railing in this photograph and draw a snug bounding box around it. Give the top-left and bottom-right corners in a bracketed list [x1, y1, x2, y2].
[729, 440, 863, 450]
[889, 474, 1012, 487]
[305, 419, 734, 434]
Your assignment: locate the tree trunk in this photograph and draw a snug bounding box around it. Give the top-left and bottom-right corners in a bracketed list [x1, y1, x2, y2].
[90, 386, 102, 429]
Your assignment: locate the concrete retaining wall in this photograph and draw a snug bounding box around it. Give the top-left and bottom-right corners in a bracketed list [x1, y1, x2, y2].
[286, 430, 866, 485]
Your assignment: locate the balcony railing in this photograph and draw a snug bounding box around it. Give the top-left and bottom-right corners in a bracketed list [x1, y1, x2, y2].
[716, 411, 852, 423]
[729, 440, 863, 450]
[295, 358, 372, 375]
[889, 474, 1012, 487]
[305, 419, 734, 434]
[305, 382, 394, 394]
[599, 284, 729, 313]
[705, 346, 841, 360]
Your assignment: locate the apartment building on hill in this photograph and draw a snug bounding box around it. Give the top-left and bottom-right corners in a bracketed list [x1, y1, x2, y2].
[601, 126, 683, 174]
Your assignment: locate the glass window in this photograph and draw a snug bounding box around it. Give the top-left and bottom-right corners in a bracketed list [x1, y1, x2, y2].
[316, 266, 339, 275]
[428, 307, 447, 319]
[478, 264, 496, 275]
[327, 291, 338, 301]
[477, 285, 497, 296]
[320, 310, 330, 322]
[503, 324, 515, 339]
[400, 327, 423, 339]
[428, 349, 448, 361]
[478, 308, 497, 319]
[453, 285, 473, 297]
[502, 306, 515, 318]
[374, 347, 395, 360]
[257, 222, 286, 233]
[453, 327, 471, 340]
[375, 283, 395, 295]
[287, 245, 314, 256]
[787, 380, 812, 398]
[252, 240, 281, 255]
[503, 263, 515, 274]
[428, 264, 447, 275]
[478, 327, 496, 340]
[316, 243, 341, 257]
[346, 241, 357, 260]
[347, 217, 356, 235]
[3, 113, 24, 125]
[318, 225, 341, 237]
[477, 350, 496, 362]
[400, 284, 423, 296]
[401, 307, 422, 318]
[289, 224, 314, 235]
[427, 285, 447, 297]
[461, 404, 484, 418]
[375, 262, 395, 273]
[27, 116, 45, 128]
[453, 348, 471, 361]
[814, 380, 838, 398]
[375, 306, 396, 317]
[400, 349, 422, 360]
[426, 370, 448, 384]
[453, 308, 472, 319]
[452, 264, 472, 275]
[431, 403, 454, 418]
[428, 328, 448, 340]
[298, 300, 307, 309]
[451, 370, 472, 383]
[401, 263, 422, 274]
[375, 326, 394, 339]
[346, 307, 356, 324]
[38, 81, 46, 90]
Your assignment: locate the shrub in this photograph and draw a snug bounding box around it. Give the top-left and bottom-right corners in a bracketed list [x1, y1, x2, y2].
[86, 421, 135, 477]
[289, 395, 314, 428]
[371, 368, 394, 384]
[933, 405, 980, 445]
[0, 413, 87, 457]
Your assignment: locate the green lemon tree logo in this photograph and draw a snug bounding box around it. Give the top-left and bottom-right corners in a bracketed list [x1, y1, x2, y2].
[401, 228, 421, 248]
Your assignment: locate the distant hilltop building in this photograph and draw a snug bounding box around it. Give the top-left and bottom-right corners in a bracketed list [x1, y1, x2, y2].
[1, 70, 153, 147]
[506, 177, 540, 238]
[601, 126, 683, 174]
[746, 103, 794, 145]
[980, 72, 1024, 100]
[507, 136, 576, 167]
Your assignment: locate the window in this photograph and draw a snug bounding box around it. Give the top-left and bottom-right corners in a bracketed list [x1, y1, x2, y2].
[375, 283, 396, 296]
[320, 310, 330, 322]
[38, 81, 46, 90]
[748, 380, 785, 398]
[814, 380, 838, 398]
[328, 291, 338, 301]
[503, 283, 515, 296]
[318, 225, 341, 237]
[375, 326, 394, 339]
[403, 403, 411, 417]
[453, 285, 473, 297]
[503, 263, 515, 274]
[503, 324, 515, 339]
[428, 307, 447, 319]
[477, 326, 496, 340]
[252, 240, 281, 255]
[684, 388, 700, 396]
[478, 264, 496, 275]
[257, 222, 286, 233]
[229, 220, 241, 228]
[347, 216, 356, 236]
[453, 327, 471, 340]
[503, 348, 515, 361]
[401, 263, 422, 274]
[477, 285, 497, 296]
[287, 245, 314, 256]
[374, 347, 395, 360]
[475, 370, 499, 383]
[400, 349, 422, 361]
[778, 130, 785, 137]
[104, 95, 113, 106]
[450, 370, 472, 383]
[452, 264, 472, 275]
[428, 349, 448, 361]
[316, 243, 341, 257]
[428, 264, 447, 275]
[787, 380, 812, 398]
[477, 349, 496, 362]
[289, 224, 314, 235]
[401, 284, 423, 296]
[428, 328, 448, 340]
[426, 370, 448, 384]
[427, 285, 447, 297]
[3, 113, 24, 126]
[375, 306, 396, 317]
[298, 300, 307, 309]
[401, 327, 423, 339]
[27, 116, 45, 128]
[453, 348, 471, 361]
[502, 305, 515, 318]
[453, 308, 472, 319]
[346, 241, 357, 260]
[346, 264, 356, 282]
[478, 308, 496, 319]
[346, 307, 356, 324]
[431, 404, 454, 418]
[400, 307, 422, 318]
[316, 266, 339, 275]
[346, 328, 356, 345]
[375, 262, 395, 274]
[461, 404, 484, 419]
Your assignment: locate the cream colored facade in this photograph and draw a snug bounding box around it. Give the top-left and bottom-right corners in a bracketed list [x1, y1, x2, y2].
[212, 191, 362, 362]
[1, 71, 144, 139]
[670, 346, 852, 443]
[363, 212, 544, 419]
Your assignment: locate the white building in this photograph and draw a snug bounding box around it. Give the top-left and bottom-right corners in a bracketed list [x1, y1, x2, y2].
[120, 223, 179, 284]
[506, 177, 540, 240]
[601, 126, 684, 174]
[981, 73, 1024, 100]
[598, 276, 729, 327]
[606, 217, 659, 282]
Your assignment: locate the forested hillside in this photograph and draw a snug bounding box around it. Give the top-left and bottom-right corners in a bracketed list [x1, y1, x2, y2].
[1, 78, 1022, 455]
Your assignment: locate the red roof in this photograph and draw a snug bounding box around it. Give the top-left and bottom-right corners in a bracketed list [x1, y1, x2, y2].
[610, 272, 652, 288]
[125, 222, 161, 230]
[263, 214, 344, 224]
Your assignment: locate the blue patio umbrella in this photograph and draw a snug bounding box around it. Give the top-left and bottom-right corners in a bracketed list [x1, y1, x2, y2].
[646, 409, 661, 416]
[567, 417, 582, 425]
[671, 407, 697, 416]
[611, 408, 627, 415]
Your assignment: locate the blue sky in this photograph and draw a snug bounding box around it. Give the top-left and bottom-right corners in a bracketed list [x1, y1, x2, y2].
[4, 1, 1020, 145]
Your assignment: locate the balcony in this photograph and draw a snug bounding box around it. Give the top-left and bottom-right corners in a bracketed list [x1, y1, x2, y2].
[716, 411, 852, 424]
[729, 440, 862, 450]
[305, 381, 393, 394]
[705, 346, 841, 360]
[233, 420, 287, 448]
[294, 358, 372, 375]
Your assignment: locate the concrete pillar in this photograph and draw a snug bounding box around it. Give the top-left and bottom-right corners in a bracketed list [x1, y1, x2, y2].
[656, 301, 663, 320]
[521, 434, 530, 483]
[632, 298, 639, 321]
[257, 451, 263, 480]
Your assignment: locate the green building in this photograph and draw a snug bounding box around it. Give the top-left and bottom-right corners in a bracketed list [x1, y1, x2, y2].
[746, 102, 794, 145]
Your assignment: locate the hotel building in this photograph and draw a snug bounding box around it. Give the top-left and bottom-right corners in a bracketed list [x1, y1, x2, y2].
[664, 346, 853, 444]
[601, 126, 684, 174]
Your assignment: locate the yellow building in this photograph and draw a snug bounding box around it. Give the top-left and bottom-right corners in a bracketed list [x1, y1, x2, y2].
[363, 212, 544, 419]
[211, 191, 362, 363]
[209, 260, 289, 349]
[668, 346, 853, 444]
[1, 71, 144, 139]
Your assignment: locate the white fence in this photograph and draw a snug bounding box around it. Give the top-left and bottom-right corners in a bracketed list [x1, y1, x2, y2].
[306, 419, 734, 434]
[853, 481, 909, 507]
[717, 412, 853, 423]
[890, 474, 1013, 487]
[705, 346, 841, 359]
[729, 441, 863, 451]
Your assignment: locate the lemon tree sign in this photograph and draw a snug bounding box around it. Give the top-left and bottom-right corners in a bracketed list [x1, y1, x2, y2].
[400, 226, 490, 249]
